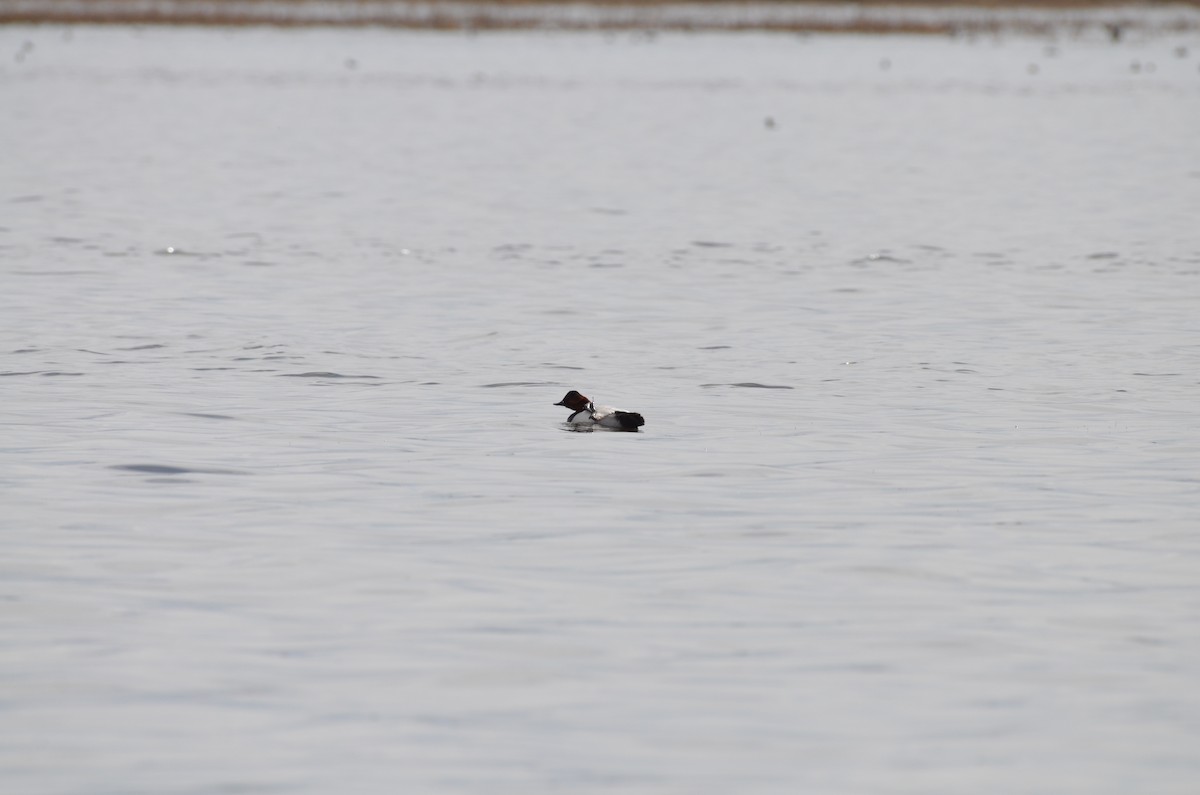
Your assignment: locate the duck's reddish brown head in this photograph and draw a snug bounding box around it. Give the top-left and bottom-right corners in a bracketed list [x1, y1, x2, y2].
[554, 390, 591, 411]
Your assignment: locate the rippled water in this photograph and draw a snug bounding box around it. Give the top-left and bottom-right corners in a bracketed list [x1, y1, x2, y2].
[2, 25, 1199, 794]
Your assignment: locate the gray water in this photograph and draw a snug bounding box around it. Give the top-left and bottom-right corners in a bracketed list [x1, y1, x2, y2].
[2, 25, 1199, 795]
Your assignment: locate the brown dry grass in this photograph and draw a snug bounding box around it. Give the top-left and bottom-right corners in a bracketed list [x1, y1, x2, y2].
[2, 0, 1198, 35]
[13, 0, 1196, 5]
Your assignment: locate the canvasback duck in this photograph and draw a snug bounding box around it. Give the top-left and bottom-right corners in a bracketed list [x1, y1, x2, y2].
[554, 390, 645, 432]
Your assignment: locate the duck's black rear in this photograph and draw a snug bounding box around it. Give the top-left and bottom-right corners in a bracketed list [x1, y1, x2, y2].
[614, 411, 645, 431]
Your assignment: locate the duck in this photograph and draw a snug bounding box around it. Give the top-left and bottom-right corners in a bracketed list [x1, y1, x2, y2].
[554, 390, 645, 432]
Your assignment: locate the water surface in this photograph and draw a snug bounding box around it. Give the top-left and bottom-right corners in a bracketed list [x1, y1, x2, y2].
[2, 26, 1199, 795]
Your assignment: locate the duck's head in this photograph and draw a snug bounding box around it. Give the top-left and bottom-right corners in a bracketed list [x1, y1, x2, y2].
[554, 390, 591, 411]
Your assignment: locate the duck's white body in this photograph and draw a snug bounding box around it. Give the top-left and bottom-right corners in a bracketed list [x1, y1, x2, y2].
[555, 390, 645, 432]
[566, 402, 628, 429]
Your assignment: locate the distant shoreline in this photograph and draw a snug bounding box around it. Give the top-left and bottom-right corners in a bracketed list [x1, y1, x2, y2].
[2, 1, 1199, 35]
